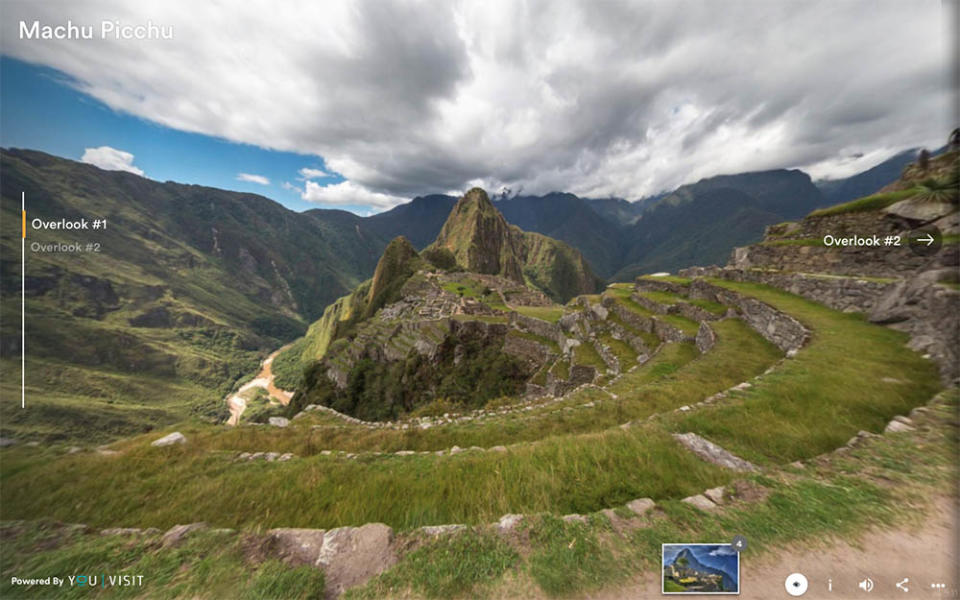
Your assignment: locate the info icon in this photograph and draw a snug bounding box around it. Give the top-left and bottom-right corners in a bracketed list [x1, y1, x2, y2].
[785, 573, 808, 596]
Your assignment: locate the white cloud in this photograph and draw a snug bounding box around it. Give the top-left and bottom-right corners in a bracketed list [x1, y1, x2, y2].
[281, 181, 300, 192]
[237, 173, 270, 185]
[298, 167, 329, 180]
[4, 1, 954, 204]
[301, 180, 406, 210]
[80, 146, 145, 176]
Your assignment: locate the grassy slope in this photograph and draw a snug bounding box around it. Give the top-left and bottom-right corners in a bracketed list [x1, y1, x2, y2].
[4, 392, 954, 600]
[352, 392, 958, 598]
[0, 319, 779, 530]
[0, 150, 385, 442]
[0, 525, 325, 600]
[663, 280, 942, 463]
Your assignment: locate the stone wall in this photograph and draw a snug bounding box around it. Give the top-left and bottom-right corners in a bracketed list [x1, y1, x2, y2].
[693, 281, 808, 353]
[652, 319, 690, 343]
[728, 243, 957, 278]
[511, 313, 566, 345]
[634, 278, 688, 294]
[502, 335, 554, 370]
[714, 269, 896, 313]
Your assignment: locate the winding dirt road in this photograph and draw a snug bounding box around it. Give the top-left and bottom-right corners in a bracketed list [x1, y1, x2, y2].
[226, 346, 294, 426]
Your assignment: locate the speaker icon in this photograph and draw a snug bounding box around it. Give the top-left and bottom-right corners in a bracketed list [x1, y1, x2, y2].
[858, 577, 874, 592]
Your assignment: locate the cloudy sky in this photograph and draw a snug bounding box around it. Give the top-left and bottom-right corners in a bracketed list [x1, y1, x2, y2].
[1, 0, 955, 213]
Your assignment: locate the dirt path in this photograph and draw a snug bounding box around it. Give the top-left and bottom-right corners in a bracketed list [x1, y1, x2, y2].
[226, 346, 294, 426]
[589, 497, 957, 600]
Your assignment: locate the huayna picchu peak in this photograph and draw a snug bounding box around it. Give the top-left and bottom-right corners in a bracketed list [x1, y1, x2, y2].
[429, 187, 526, 283]
[269, 188, 604, 420]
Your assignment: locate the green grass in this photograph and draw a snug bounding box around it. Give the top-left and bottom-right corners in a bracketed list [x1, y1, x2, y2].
[687, 298, 728, 315]
[637, 275, 691, 286]
[598, 334, 638, 367]
[606, 311, 660, 349]
[348, 393, 957, 598]
[527, 516, 618, 595]
[639, 290, 728, 316]
[0, 426, 731, 531]
[550, 359, 570, 381]
[808, 188, 919, 217]
[662, 280, 943, 464]
[0, 524, 325, 599]
[0, 358, 223, 444]
[660, 314, 700, 336]
[637, 290, 682, 305]
[507, 329, 560, 353]
[572, 340, 606, 371]
[346, 532, 517, 599]
[513, 305, 565, 323]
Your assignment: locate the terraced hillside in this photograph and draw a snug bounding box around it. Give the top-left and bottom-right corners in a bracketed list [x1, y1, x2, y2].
[1, 267, 948, 597]
[1, 154, 956, 599]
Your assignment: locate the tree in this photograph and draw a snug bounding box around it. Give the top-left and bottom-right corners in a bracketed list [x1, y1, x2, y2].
[918, 148, 931, 170]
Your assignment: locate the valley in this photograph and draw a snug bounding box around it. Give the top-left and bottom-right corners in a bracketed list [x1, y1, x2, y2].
[0, 148, 957, 599]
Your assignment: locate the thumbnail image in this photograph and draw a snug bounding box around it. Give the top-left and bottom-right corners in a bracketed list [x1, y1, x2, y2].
[663, 544, 740, 594]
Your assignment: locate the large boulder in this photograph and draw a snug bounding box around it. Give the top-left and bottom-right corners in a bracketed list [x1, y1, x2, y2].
[318, 524, 396, 599]
[672, 432, 758, 472]
[151, 432, 186, 447]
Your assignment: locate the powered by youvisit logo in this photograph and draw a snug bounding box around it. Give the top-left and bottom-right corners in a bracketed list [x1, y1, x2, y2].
[9, 574, 145, 588]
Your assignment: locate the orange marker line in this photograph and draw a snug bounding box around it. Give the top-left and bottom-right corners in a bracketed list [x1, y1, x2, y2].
[22, 210, 26, 238]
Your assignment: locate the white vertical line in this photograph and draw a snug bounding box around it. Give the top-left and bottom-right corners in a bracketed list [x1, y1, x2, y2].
[21, 191, 25, 409]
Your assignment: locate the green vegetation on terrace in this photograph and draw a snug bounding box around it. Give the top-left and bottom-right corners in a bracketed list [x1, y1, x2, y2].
[807, 188, 918, 217]
[572, 339, 606, 370]
[637, 275, 692, 286]
[636, 289, 727, 316]
[637, 290, 683, 305]
[660, 314, 700, 336]
[507, 329, 560, 353]
[6, 393, 955, 600]
[0, 318, 782, 530]
[597, 333, 637, 367]
[662, 279, 943, 465]
[602, 286, 654, 317]
[350, 395, 956, 598]
[0, 281, 945, 571]
[687, 297, 728, 315]
[512, 305, 565, 323]
[605, 310, 661, 350]
[0, 425, 731, 531]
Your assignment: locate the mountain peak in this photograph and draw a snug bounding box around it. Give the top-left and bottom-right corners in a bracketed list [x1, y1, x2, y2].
[430, 187, 525, 283]
[365, 236, 422, 316]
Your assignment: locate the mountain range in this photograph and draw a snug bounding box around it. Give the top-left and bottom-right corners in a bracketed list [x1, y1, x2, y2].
[0, 144, 924, 440]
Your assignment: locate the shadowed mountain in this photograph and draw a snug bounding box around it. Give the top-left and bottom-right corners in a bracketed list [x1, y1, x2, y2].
[0, 148, 387, 440]
[495, 192, 626, 278]
[613, 169, 824, 278]
[364, 194, 457, 249]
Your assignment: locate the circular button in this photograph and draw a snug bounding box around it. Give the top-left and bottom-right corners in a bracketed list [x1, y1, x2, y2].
[906, 225, 942, 257]
[785, 573, 808, 596]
